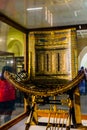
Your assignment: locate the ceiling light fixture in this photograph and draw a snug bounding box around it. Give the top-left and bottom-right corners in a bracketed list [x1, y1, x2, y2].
[74, 11, 77, 17]
[27, 7, 43, 11]
[74, 10, 80, 17]
[79, 25, 81, 29]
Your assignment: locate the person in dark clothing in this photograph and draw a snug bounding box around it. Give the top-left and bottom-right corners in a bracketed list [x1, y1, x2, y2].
[78, 66, 85, 94]
[84, 68, 87, 94]
[0, 66, 16, 124]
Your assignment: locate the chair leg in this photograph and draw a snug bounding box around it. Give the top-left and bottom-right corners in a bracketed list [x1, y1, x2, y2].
[66, 126, 70, 130]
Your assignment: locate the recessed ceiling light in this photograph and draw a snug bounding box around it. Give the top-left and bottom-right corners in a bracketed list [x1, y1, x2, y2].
[27, 7, 43, 11]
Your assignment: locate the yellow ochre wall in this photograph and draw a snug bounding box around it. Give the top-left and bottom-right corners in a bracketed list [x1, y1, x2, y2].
[7, 27, 25, 57]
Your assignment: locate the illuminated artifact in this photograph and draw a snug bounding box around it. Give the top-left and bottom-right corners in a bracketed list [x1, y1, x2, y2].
[4, 70, 84, 130]
[4, 28, 85, 130]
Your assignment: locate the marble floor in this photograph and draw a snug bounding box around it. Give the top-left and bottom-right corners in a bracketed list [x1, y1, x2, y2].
[8, 117, 87, 130]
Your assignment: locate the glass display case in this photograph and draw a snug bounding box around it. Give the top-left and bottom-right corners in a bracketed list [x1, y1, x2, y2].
[0, 51, 14, 76]
[0, 52, 24, 126]
[14, 56, 24, 73]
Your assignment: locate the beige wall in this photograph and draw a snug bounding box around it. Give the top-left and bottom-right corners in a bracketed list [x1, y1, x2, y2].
[77, 37, 87, 69]
[77, 37, 87, 56]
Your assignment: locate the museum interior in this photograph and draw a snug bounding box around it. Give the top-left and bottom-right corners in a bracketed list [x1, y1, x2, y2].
[0, 0, 87, 130]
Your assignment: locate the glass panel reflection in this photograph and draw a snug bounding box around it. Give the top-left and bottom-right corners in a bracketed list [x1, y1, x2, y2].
[0, 21, 25, 126]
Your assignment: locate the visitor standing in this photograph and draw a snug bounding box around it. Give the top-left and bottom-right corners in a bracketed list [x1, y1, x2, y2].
[0, 66, 16, 124]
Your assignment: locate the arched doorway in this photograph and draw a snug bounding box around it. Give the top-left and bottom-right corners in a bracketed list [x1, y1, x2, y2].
[78, 46, 87, 69]
[7, 40, 23, 56]
[7, 39, 24, 73]
[80, 53, 87, 68]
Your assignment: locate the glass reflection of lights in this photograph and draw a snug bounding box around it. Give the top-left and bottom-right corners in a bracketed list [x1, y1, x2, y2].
[10, 60, 14, 64]
[7, 61, 10, 64]
[7, 60, 14, 64]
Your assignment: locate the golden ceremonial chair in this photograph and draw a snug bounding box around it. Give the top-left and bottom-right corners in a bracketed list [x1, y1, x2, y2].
[46, 95, 72, 130]
[4, 71, 84, 130]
